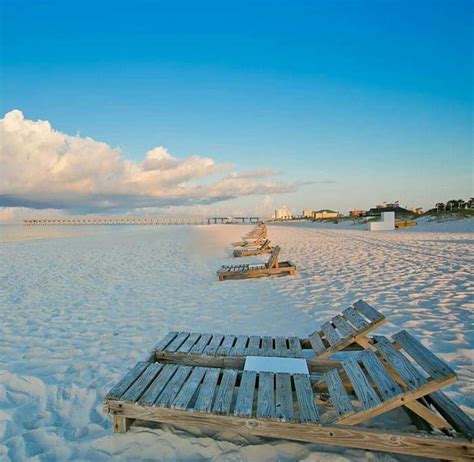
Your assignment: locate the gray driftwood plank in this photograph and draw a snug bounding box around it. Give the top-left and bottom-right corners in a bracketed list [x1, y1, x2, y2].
[261, 336, 274, 356]
[245, 336, 261, 355]
[234, 370, 257, 417]
[230, 336, 248, 356]
[325, 369, 354, 417]
[139, 364, 178, 405]
[193, 368, 220, 412]
[106, 361, 149, 400]
[321, 322, 342, 346]
[121, 363, 163, 402]
[275, 337, 289, 357]
[288, 337, 303, 358]
[178, 332, 201, 353]
[392, 330, 454, 380]
[373, 335, 426, 389]
[212, 369, 238, 415]
[275, 373, 294, 421]
[172, 367, 207, 409]
[309, 332, 326, 355]
[166, 332, 190, 352]
[154, 332, 178, 352]
[257, 372, 275, 419]
[204, 334, 225, 355]
[294, 373, 320, 422]
[359, 349, 402, 400]
[342, 357, 381, 410]
[190, 334, 212, 354]
[331, 315, 356, 338]
[217, 335, 236, 356]
[155, 365, 192, 406]
[342, 306, 369, 330]
[353, 300, 384, 322]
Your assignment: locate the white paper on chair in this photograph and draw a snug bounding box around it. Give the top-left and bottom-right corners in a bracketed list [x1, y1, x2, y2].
[244, 356, 309, 374]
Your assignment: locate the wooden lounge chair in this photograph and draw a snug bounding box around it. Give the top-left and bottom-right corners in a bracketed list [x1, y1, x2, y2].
[104, 330, 473, 460]
[233, 239, 272, 257]
[151, 300, 386, 371]
[231, 236, 266, 248]
[217, 246, 296, 281]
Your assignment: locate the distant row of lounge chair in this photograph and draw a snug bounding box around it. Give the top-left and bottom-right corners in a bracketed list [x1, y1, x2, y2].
[218, 223, 297, 281]
[104, 299, 474, 460]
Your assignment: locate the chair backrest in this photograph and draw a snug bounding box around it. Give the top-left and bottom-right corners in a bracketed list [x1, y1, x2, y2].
[260, 239, 270, 249]
[324, 330, 456, 426]
[266, 245, 280, 268]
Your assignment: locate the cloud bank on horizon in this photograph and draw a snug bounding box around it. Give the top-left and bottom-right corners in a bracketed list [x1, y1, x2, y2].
[0, 110, 301, 217]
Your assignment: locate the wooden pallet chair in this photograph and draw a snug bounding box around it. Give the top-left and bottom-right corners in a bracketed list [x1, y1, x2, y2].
[231, 236, 266, 248]
[151, 300, 386, 372]
[233, 239, 273, 257]
[104, 330, 473, 460]
[217, 246, 296, 281]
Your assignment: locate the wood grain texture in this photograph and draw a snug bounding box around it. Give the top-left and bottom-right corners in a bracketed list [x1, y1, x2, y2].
[294, 374, 319, 423]
[275, 373, 294, 421]
[121, 363, 163, 402]
[139, 364, 179, 406]
[353, 300, 384, 322]
[342, 357, 381, 410]
[213, 369, 238, 415]
[194, 368, 220, 413]
[155, 366, 192, 406]
[257, 372, 275, 419]
[106, 361, 149, 400]
[325, 369, 354, 417]
[171, 366, 206, 410]
[234, 370, 257, 417]
[107, 400, 473, 460]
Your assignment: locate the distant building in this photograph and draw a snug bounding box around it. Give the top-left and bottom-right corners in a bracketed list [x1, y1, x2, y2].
[303, 209, 314, 218]
[349, 209, 367, 217]
[313, 210, 339, 220]
[409, 207, 424, 215]
[367, 201, 412, 218]
[274, 206, 292, 220]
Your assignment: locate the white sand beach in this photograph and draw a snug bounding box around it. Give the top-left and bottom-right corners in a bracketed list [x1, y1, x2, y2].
[0, 221, 473, 461]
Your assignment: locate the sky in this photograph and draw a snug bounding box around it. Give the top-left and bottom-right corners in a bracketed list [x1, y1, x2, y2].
[0, 0, 472, 221]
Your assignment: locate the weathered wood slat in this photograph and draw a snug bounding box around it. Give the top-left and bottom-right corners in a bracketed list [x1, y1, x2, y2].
[359, 350, 402, 400]
[213, 369, 238, 415]
[392, 330, 455, 380]
[155, 366, 192, 406]
[309, 332, 326, 355]
[154, 332, 178, 352]
[139, 364, 179, 405]
[204, 334, 225, 355]
[190, 334, 212, 354]
[331, 315, 356, 338]
[230, 336, 248, 356]
[121, 363, 163, 402]
[275, 373, 294, 421]
[373, 336, 427, 389]
[294, 374, 319, 422]
[106, 361, 149, 400]
[321, 322, 342, 347]
[257, 372, 275, 419]
[353, 300, 384, 323]
[234, 371, 257, 417]
[343, 307, 370, 330]
[217, 335, 236, 356]
[428, 391, 474, 440]
[275, 337, 289, 357]
[288, 337, 303, 358]
[107, 399, 474, 460]
[171, 367, 207, 410]
[325, 369, 354, 417]
[342, 357, 381, 410]
[261, 336, 274, 356]
[166, 332, 190, 352]
[178, 332, 201, 353]
[267, 246, 281, 268]
[246, 336, 261, 355]
[194, 368, 220, 412]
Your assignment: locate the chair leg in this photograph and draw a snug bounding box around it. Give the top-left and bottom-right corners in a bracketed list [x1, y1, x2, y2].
[113, 415, 133, 433]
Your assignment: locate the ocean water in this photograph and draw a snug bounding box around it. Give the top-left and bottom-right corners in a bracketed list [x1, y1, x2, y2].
[0, 223, 472, 461]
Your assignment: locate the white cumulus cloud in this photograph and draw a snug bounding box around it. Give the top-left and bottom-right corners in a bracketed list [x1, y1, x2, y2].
[0, 110, 299, 213]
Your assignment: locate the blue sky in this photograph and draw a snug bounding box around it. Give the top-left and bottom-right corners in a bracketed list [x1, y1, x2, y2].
[0, 0, 472, 217]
